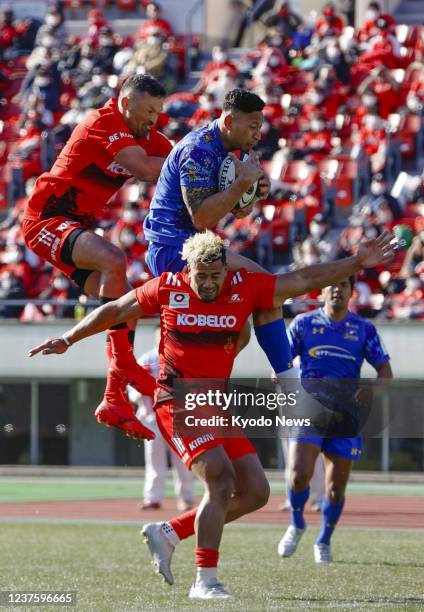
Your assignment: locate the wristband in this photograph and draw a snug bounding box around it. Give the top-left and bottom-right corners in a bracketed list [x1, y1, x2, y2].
[62, 336, 72, 347]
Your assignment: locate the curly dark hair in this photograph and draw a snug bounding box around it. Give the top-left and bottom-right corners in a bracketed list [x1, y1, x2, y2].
[222, 88, 265, 114]
[119, 74, 166, 99]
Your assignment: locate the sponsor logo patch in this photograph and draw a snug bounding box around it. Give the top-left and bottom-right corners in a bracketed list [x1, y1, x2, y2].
[169, 292, 190, 309]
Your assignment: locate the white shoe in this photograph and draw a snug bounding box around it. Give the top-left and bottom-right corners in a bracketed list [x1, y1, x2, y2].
[189, 580, 232, 599]
[314, 542, 333, 563]
[141, 522, 175, 585]
[277, 525, 305, 557]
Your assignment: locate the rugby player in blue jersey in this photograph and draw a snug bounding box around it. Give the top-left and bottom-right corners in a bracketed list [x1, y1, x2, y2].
[144, 88, 293, 385]
[278, 277, 393, 563]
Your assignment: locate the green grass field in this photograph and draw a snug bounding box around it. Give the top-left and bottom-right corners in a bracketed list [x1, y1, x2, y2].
[1, 523, 424, 611]
[1, 477, 423, 503]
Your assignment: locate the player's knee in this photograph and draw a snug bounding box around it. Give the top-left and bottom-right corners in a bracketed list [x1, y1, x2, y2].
[104, 246, 127, 277]
[206, 463, 236, 506]
[327, 484, 345, 505]
[248, 478, 270, 511]
[290, 471, 310, 492]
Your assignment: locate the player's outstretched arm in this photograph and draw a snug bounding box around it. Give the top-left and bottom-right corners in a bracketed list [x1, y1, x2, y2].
[28, 290, 143, 357]
[273, 231, 395, 303]
[115, 147, 166, 182]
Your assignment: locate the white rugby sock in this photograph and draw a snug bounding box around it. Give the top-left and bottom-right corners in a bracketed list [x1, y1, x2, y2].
[196, 567, 217, 584]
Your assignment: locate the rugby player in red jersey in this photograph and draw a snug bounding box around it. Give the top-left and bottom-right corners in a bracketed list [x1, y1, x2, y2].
[29, 230, 394, 599]
[22, 74, 172, 439]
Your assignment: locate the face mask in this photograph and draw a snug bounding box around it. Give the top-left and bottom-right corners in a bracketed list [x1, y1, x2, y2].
[365, 116, 381, 129]
[92, 75, 106, 86]
[366, 9, 378, 20]
[46, 14, 60, 26]
[270, 37, 283, 47]
[35, 77, 51, 87]
[304, 253, 320, 265]
[213, 52, 226, 63]
[407, 96, 422, 112]
[53, 278, 69, 290]
[371, 182, 385, 195]
[310, 222, 324, 239]
[365, 226, 378, 239]
[41, 36, 55, 48]
[310, 94, 323, 105]
[99, 36, 113, 46]
[1, 278, 12, 291]
[326, 47, 340, 60]
[147, 36, 161, 46]
[260, 74, 272, 85]
[269, 55, 280, 68]
[406, 278, 421, 291]
[123, 210, 138, 223]
[260, 121, 270, 134]
[311, 121, 325, 132]
[120, 232, 136, 247]
[363, 95, 377, 107]
[376, 207, 392, 223]
[4, 251, 21, 264]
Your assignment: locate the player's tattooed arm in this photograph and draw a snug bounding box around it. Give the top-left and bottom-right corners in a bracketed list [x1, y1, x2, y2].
[181, 185, 216, 220]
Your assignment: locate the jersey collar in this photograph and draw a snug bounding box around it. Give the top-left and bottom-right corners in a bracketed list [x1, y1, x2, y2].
[211, 119, 227, 155]
[319, 307, 351, 327]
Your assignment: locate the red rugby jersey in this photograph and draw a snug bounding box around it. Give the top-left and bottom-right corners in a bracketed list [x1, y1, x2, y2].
[135, 269, 276, 403]
[24, 99, 172, 227]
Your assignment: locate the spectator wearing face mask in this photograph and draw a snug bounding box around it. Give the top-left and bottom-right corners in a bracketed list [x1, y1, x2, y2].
[314, 3, 345, 40]
[0, 270, 26, 318]
[295, 115, 332, 161]
[302, 86, 341, 121]
[39, 271, 81, 319]
[367, 174, 402, 220]
[319, 42, 350, 84]
[188, 93, 220, 128]
[254, 35, 288, 84]
[389, 274, 424, 320]
[194, 46, 238, 94]
[94, 27, 120, 74]
[399, 217, 424, 279]
[356, 113, 386, 166]
[78, 69, 115, 110]
[358, 1, 395, 43]
[20, 63, 61, 114]
[136, 2, 173, 41]
[357, 17, 401, 71]
[84, 9, 110, 47]
[357, 67, 401, 120]
[126, 30, 177, 91]
[263, 1, 303, 38]
[0, 7, 19, 51]
[0, 244, 32, 294]
[308, 213, 340, 261]
[35, 6, 67, 49]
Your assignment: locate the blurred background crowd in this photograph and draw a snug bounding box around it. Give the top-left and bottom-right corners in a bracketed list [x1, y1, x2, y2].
[0, 0, 423, 320]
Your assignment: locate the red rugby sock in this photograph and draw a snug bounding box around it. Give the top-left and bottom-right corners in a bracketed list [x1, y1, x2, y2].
[195, 547, 219, 568]
[169, 508, 197, 540]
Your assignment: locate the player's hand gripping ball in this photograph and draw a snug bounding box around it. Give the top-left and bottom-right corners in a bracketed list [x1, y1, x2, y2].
[218, 152, 260, 211]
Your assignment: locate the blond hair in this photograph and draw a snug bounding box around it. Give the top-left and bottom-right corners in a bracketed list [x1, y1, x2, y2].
[181, 231, 225, 267]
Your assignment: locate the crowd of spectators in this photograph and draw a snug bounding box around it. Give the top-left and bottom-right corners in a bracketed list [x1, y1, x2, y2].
[0, 0, 423, 320]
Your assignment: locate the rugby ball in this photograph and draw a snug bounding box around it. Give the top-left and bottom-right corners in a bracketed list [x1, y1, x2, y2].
[218, 153, 259, 210]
